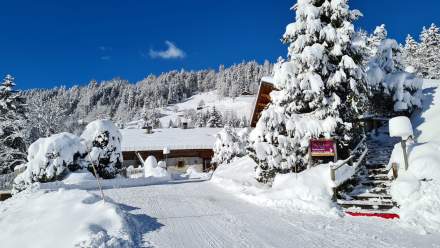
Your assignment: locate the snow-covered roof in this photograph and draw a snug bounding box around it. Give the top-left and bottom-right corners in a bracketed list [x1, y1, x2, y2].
[120, 128, 222, 152]
[261, 76, 275, 84]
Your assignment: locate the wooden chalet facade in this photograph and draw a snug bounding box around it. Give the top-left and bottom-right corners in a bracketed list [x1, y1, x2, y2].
[120, 128, 221, 173]
[122, 149, 214, 172]
[250, 78, 276, 127]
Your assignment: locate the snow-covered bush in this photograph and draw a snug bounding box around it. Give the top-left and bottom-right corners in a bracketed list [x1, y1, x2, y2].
[81, 120, 123, 179]
[249, 0, 368, 183]
[13, 133, 87, 192]
[212, 126, 248, 166]
[366, 26, 422, 115]
[144, 156, 170, 178]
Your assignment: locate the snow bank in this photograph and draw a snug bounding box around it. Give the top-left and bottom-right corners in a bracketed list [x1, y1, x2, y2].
[144, 156, 170, 179]
[388, 80, 440, 233]
[211, 156, 338, 215]
[0, 187, 135, 247]
[13, 133, 87, 192]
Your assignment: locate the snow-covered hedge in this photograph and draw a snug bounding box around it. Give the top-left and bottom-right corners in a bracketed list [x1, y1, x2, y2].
[81, 120, 123, 179]
[13, 133, 87, 192]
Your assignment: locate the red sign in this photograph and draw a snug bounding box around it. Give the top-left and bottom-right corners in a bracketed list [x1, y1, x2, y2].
[310, 139, 336, 157]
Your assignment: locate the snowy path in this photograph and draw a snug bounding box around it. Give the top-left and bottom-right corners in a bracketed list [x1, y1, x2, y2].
[100, 181, 440, 248]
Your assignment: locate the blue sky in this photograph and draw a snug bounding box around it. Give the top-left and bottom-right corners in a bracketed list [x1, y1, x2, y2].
[0, 0, 439, 89]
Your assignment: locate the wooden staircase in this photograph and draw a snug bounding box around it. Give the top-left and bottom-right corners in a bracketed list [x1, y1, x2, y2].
[336, 135, 400, 219]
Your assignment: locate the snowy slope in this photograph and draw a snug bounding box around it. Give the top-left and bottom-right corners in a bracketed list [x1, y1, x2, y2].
[388, 79, 440, 233]
[159, 91, 255, 127]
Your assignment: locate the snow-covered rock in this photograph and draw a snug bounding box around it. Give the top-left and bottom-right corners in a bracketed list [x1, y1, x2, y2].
[0, 187, 135, 247]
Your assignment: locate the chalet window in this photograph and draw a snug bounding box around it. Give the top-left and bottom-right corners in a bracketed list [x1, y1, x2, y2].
[177, 160, 185, 168]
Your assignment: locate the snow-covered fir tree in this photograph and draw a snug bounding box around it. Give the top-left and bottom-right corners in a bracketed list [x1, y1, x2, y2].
[402, 34, 420, 73]
[402, 23, 440, 79]
[206, 106, 223, 128]
[212, 126, 248, 165]
[366, 25, 422, 116]
[249, 0, 368, 183]
[0, 75, 27, 174]
[418, 23, 440, 79]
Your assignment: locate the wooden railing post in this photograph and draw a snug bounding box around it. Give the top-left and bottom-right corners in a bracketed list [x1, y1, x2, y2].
[392, 162, 398, 179]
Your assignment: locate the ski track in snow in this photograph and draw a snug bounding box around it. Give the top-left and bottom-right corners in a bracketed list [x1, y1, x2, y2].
[98, 181, 440, 248]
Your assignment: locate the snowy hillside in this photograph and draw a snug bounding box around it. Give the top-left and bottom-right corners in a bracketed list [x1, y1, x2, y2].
[126, 90, 256, 128]
[160, 91, 255, 127]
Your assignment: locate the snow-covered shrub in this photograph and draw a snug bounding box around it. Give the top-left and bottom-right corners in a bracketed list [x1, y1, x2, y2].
[13, 133, 87, 192]
[366, 26, 422, 115]
[249, 0, 368, 183]
[144, 156, 170, 178]
[212, 126, 248, 166]
[81, 120, 123, 179]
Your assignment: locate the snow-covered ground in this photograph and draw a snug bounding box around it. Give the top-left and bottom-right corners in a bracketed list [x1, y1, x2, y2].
[388, 79, 440, 233]
[100, 180, 440, 248]
[211, 156, 339, 215]
[0, 186, 137, 248]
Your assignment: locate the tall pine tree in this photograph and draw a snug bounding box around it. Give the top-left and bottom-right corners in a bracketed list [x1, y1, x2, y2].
[419, 24, 440, 79]
[249, 0, 367, 183]
[0, 75, 27, 174]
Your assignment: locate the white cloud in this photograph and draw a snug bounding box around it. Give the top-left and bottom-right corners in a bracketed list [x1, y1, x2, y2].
[100, 56, 111, 61]
[149, 41, 186, 59]
[99, 46, 112, 51]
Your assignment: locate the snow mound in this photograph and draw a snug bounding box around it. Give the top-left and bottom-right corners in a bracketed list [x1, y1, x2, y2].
[212, 156, 339, 215]
[0, 188, 135, 247]
[144, 156, 170, 179]
[181, 165, 211, 180]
